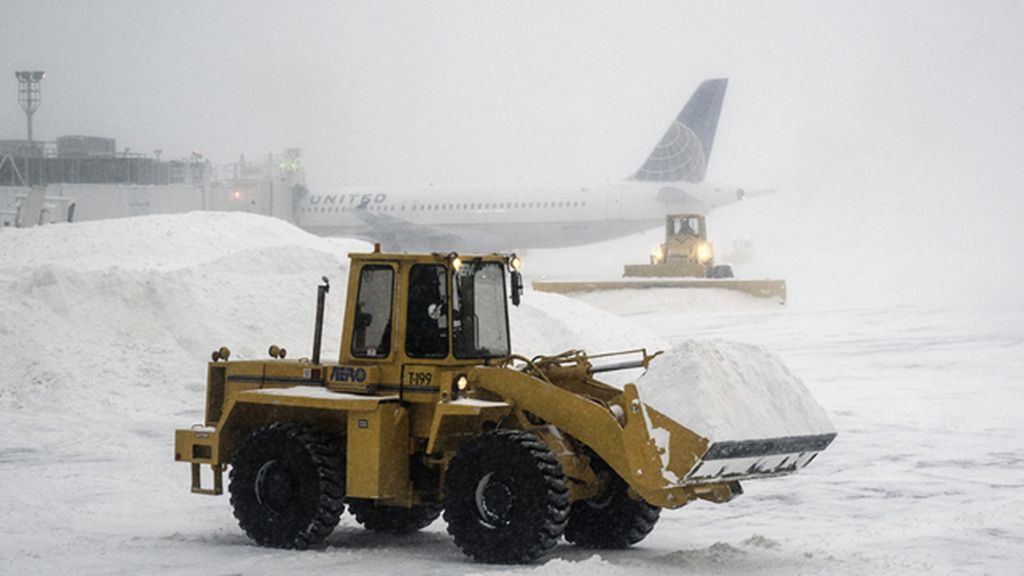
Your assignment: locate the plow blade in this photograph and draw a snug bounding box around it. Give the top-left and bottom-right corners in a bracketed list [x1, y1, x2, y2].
[622, 262, 706, 278]
[532, 279, 787, 302]
[682, 433, 836, 483]
[642, 403, 836, 495]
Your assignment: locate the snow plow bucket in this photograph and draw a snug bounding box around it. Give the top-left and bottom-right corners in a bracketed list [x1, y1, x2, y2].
[684, 433, 835, 482]
[623, 340, 836, 505]
[532, 278, 787, 303]
[643, 402, 836, 486]
[470, 341, 834, 510]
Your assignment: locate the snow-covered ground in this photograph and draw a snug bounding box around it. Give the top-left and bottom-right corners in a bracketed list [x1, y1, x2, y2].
[1, 211, 1022, 575]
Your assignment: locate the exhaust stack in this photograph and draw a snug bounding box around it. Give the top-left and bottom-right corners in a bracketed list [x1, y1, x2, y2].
[311, 276, 330, 365]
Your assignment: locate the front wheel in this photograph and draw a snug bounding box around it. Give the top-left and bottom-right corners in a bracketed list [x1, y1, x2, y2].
[228, 422, 345, 549]
[564, 472, 660, 548]
[347, 499, 441, 534]
[443, 430, 569, 563]
[707, 264, 734, 279]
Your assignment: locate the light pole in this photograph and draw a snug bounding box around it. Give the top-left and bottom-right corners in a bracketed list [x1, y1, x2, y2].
[15, 71, 45, 142]
[15, 71, 45, 187]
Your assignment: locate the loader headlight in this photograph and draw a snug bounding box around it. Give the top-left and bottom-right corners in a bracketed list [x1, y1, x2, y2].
[456, 375, 469, 391]
[509, 254, 522, 271]
[651, 245, 665, 264]
[448, 252, 462, 271]
[697, 242, 713, 264]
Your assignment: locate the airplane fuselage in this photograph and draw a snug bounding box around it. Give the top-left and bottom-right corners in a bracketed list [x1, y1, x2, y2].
[294, 78, 744, 251]
[295, 180, 746, 251]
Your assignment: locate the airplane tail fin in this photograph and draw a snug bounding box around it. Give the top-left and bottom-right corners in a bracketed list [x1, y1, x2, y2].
[633, 78, 728, 183]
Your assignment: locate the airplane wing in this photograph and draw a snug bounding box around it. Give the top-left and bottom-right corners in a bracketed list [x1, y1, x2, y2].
[348, 204, 510, 252]
[656, 185, 778, 214]
[735, 188, 777, 200]
[347, 205, 457, 250]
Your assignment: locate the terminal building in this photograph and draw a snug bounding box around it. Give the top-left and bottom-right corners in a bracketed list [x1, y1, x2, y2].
[0, 135, 208, 187]
[2, 70, 306, 228]
[0, 135, 305, 228]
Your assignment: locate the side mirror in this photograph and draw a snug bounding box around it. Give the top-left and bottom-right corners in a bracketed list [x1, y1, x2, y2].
[510, 271, 523, 307]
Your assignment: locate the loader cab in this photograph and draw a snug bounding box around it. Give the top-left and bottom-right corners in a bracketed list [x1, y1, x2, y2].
[338, 251, 519, 398]
[666, 214, 706, 242]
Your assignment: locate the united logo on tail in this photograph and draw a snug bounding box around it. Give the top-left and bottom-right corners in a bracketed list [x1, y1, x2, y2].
[633, 78, 728, 183]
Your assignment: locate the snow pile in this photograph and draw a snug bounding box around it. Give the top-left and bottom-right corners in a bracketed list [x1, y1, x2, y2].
[0, 212, 827, 442]
[0, 213, 368, 419]
[575, 286, 779, 314]
[0, 213, 663, 422]
[468, 556, 619, 576]
[637, 339, 835, 441]
[0, 210, 355, 272]
[513, 290, 667, 383]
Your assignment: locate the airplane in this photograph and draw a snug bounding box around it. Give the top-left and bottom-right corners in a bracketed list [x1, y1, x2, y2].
[295, 78, 766, 252]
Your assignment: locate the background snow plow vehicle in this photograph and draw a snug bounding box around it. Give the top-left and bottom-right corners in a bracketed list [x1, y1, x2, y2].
[174, 247, 832, 563]
[534, 214, 788, 302]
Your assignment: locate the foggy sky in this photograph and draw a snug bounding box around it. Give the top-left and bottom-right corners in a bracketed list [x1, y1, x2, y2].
[3, 0, 1024, 291]
[2, 1, 1020, 190]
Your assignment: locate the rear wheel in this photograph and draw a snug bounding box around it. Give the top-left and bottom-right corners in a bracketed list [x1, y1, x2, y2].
[707, 264, 734, 279]
[564, 471, 660, 548]
[347, 499, 441, 534]
[228, 422, 345, 549]
[443, 430, 569, 563]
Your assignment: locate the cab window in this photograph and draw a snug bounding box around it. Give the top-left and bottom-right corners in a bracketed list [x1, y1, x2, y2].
[671, 216, 701, 236]
[406, 265, 449, 358]
[352, 266, 393, 358]
[453, 261, 510, 359]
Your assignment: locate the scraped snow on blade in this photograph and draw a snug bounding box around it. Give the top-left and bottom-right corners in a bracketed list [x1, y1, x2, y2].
[637, 340, 836, 483]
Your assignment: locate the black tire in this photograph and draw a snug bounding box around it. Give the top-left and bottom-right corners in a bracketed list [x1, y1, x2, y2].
[564, 471, 660, 549]
[347, 499, 441, 534]
[443, 430, 569, 563]
[228, 422, 345, 549]
[707, 264, 735, 279]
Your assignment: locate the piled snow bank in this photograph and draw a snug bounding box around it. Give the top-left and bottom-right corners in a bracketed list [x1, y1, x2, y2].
[637, 339, 835, 441]
[0, 210, 356, 272]
[468, 556, 620, 576]
[0, 213, 369, 419]
[514, 291, 667, 356]
[511, 291, 668, 386]
[574, 287, 780, 315]
[0, 212, 662, 425]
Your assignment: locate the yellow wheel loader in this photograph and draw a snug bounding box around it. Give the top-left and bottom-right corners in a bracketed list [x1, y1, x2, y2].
[626, 213, 732, 278]
[534, 214, 788, 302]
[175, 247, 831, 563]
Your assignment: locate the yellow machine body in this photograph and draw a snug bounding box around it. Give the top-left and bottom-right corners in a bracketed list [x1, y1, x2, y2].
[174, 248, 830, 560]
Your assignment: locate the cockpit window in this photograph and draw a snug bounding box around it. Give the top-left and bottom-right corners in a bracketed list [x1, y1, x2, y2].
[352, 266, 393, 358]
[453, 262, 510, 359]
